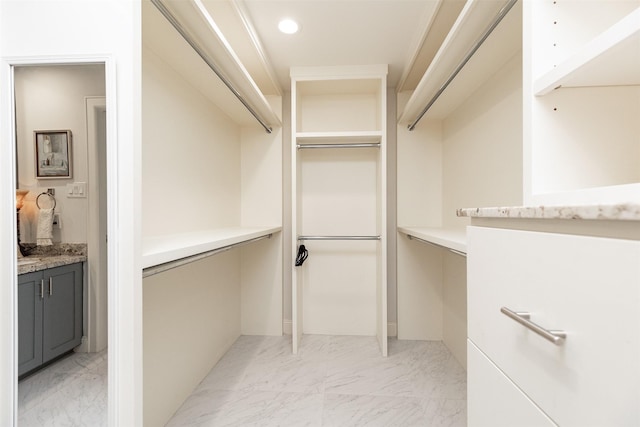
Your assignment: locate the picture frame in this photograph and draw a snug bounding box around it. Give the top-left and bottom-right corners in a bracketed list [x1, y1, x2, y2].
[35, 130, 72, 179]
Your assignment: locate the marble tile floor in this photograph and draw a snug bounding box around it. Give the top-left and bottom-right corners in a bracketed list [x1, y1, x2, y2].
[14, 337, 466, 426]
[18, 349, 108, 427]
[168, 335, 467, 427]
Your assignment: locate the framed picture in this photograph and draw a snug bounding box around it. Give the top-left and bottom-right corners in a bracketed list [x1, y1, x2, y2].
[35, 130, 72, 179]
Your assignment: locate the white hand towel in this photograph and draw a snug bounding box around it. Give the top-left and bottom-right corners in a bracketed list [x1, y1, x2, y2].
[37, 207, 54, 246]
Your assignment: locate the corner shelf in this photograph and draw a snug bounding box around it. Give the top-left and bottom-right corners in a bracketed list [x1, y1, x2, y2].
[142, 226, 281, 269]
[398, 226, 467, 254]
[534, 6, 640, 96]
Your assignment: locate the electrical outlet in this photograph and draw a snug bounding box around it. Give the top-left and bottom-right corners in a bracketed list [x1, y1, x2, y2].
[53, 213, 62, 229]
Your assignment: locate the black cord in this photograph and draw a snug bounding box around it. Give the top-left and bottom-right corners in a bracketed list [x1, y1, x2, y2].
[295, 244, 308, 267]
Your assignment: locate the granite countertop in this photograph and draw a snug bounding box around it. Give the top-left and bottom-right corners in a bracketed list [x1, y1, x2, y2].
[17, 243, 87, 275]
[456, 203, 640, 221]
[18, 254, 87, 275]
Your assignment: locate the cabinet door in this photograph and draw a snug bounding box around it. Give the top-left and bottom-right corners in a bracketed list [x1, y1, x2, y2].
[18, 271, 44, 376]
[468, 340, 556, 427]
[42, 263, 83, 363]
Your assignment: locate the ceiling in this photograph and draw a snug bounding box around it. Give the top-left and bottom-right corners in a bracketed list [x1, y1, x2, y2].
[232, 0, 441, 92]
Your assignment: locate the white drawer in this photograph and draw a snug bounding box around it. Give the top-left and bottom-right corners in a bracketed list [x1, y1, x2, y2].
[468, 340, 556, 427]
[468, 226, 640, 426]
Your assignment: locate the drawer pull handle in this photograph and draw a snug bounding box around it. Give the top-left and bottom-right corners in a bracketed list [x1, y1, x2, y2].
[501, 307, 566, 345]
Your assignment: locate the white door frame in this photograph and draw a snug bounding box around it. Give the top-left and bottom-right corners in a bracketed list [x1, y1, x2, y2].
[0, 55, 138, 426]
[84, 96, 108, 353]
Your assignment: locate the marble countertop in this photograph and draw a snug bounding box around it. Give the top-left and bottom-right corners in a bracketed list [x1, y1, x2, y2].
[457, 203, 640, 221]
[18, 254, 86, 275]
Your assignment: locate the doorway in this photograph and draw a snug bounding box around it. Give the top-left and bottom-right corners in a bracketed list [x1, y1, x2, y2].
[13, 63, 108, 424]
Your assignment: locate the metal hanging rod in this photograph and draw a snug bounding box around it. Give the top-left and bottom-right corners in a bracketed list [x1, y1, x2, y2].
[297, 235, 381, 241]
[407, 234, 466, 257]
[143, 234, 272, 278]
[151, 0, 273, 134]
[408, 0, 519, 131]
[297, 143, 381, 150]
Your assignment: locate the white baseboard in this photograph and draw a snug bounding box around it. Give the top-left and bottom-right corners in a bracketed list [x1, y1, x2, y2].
[283, 320, 292, 335]
[387, 322, 397, 337]
[282, 320, 395, 337]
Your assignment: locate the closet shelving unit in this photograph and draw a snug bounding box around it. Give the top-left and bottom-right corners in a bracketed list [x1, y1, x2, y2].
[396, 0, 522, 368]
[141, 1, 283, 424]
[524, 1, 640, 205]
[399, 0, 520, 123]
[291, 65, 388, 356]
[142, 0, 282, 271]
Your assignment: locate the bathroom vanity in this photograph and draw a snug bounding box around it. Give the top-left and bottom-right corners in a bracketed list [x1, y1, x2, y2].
[17, 256, 84, 377]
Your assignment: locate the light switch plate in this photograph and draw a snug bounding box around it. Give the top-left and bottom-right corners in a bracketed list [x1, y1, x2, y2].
[66, 182, 87, 198]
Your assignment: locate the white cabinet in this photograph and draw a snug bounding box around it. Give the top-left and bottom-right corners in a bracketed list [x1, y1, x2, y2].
[524, 0, 640, 205]
[291, 65, 388, 355]
[467, 225, 640, 426]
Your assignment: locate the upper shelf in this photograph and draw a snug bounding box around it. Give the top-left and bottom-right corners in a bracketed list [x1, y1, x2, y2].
[398, 0, 521, 124]
[142, 0, 281, 130]
[398, 226, 467, 254]
[296, 131, 383, 143]
[142, 226, 281, 269]
[534, 6, 640, 96]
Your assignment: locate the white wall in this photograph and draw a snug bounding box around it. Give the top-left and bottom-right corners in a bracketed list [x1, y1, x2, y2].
[141, 47, 241, 237]
[0, 1, 141, 426]
[240, 123, 283, 336]
[143, 251, 240, 427]
[396, 91, 443, 228]
[442, 251, 466, 367]
[442, 52, 523, 229]
[15, 64, 105, 244]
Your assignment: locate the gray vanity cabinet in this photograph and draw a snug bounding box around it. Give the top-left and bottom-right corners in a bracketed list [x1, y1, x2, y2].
[18, 262, 83, 377]
[17, 270, 44, 376]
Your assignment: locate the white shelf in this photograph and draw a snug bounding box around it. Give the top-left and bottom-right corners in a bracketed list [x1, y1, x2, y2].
[534, 7, 640, 96]
[296, 131, 383, 143]
[398, 226, 467, 254]
[143, 0, 281, 129]
[142, 226, 281, 269]
[398, 0, 521, 123]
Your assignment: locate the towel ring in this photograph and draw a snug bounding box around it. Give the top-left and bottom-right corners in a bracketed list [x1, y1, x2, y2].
[36, 192, 56, 210]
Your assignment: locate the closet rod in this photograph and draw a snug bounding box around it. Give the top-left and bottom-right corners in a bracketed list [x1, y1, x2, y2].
[151, 0, 273, 134]
[408, 0, 519, 131]
[298, 235, 381, 241]
[143, 234, 272, 278]
[297, 143, 381, 150]
[407, 234, 466, 257]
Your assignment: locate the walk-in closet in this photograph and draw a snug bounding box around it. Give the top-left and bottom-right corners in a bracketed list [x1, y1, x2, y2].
[2, 0, 638, 426]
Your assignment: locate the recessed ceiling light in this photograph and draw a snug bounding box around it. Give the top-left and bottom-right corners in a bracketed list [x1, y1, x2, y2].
[278, 19, 299, 34]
